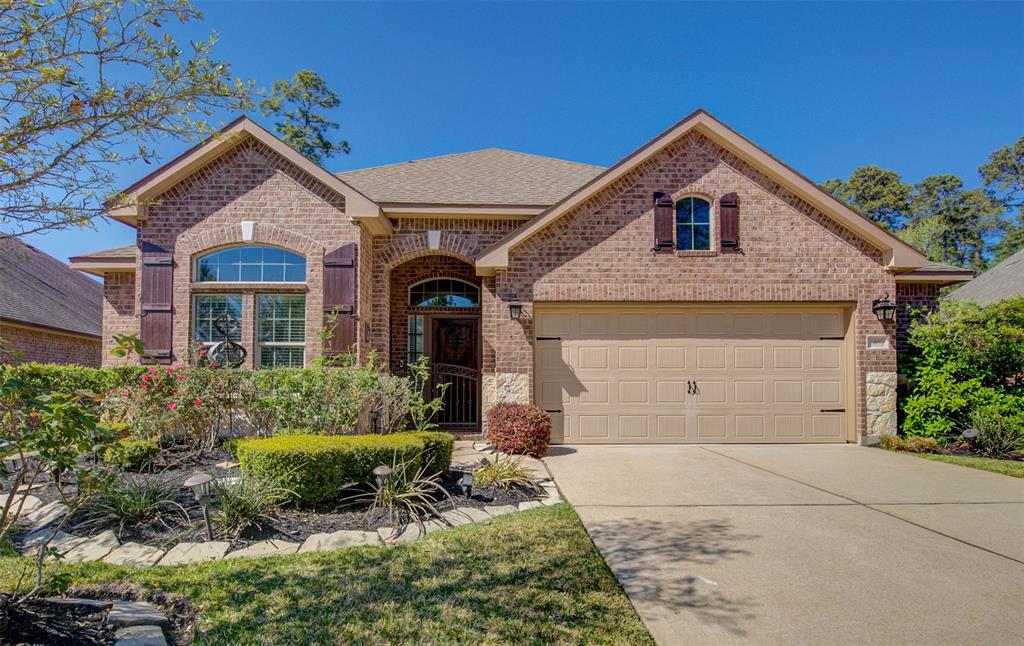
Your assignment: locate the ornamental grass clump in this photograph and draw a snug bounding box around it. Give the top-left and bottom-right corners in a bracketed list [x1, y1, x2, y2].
[77, 474, 188, 539]
[210, 475, 293, 539]
[344, 451, 450, 528]
[473, 453, 543, 495]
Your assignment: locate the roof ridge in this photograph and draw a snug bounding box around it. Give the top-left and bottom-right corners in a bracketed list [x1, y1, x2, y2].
[336, 147, 604, 177]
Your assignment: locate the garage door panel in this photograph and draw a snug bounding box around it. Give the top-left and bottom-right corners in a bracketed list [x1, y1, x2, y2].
[536, 306, 849, 444]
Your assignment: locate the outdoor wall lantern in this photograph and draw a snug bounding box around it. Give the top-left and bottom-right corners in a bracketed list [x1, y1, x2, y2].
[183, 473, 215, 541]
[508, 295, 523, 321]
[872, 294, 898, 323]
[460, 471, 475, 498]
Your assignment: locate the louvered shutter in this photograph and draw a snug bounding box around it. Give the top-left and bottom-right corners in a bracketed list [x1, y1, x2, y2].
[323, 242, 357, 354]
[139, 247, 173, 364]
[653, 192, 674, 251]
[720, 192, 740, 249]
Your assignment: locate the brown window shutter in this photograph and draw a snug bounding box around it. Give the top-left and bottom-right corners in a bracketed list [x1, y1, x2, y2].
[139, 247, 173, 364]
[323, 242, 357, 354]
[653, 192, 674, 251]
[720, 192, 740, 249]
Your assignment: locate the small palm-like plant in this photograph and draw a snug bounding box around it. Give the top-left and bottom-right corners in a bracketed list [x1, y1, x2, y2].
[210, 475, 293, 539]
[78, 474, 189, 539]
[473, 453, 543, 495]
[345, 451, 450, 529]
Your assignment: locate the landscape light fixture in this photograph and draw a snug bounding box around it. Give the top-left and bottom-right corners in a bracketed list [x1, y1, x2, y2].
[460, 472, 475, 498]
[183, 473, 215, 541]
[508, 295, 523, 321]
[373, 465, 392, 487]
[871, 294, 897, 323]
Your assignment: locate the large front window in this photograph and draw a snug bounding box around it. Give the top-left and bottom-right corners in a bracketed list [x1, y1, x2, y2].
[195, 246, 306, 283]
[193, 295, 242, 343]
[257, 294, 306, 369]
[675, 197, 711, 251]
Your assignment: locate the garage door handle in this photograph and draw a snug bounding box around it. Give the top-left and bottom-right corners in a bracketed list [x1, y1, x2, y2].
[537, 336, 562, 341]
[820, 408, 845, 413]
[819, 336, 844, 340]
[544, 409, 562, 414]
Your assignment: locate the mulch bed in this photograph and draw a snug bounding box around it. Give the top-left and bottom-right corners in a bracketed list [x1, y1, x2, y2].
[7, 441, 542, 552]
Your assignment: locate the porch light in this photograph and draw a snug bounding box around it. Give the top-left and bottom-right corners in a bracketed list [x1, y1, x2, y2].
[372, 465, 392, 487]
[508, 295, 523, 321]
[460, 471, 475, 498]
[872, 294, 897, 323]
[183, 473, 215, 541]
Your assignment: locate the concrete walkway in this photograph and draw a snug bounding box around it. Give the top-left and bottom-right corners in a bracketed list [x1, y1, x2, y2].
[545, 445, 1024, 646]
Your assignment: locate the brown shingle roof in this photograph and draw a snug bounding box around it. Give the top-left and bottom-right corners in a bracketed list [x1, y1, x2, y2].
[948, 248, 1024, 306]
[0, 237, 102, 337]
[69, 244, 137, 261]
[336, 148, 605, 206]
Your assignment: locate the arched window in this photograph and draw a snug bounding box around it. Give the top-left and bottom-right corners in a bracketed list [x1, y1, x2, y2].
[675, 197, 712, 251]
[195, 246, 306, 283]
[409, 278, 480, 308]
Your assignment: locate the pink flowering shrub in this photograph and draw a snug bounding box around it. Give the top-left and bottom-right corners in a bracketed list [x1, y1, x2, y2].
[485, 403, 552, 458]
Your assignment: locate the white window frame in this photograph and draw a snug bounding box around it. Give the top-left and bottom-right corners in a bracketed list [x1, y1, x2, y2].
[674, 195, 715, 252]
[191, 294, 243, 347]
[194, 245, 307, 284]
[255, 293, 306, 369]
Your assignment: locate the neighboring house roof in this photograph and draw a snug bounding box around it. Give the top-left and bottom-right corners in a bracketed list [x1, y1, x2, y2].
[476, 109, 930, 274]
[68, 244, 138, 276]
[0, 236, 102, 338]
[947, 248, 1024, 305]
[336, 148, 605, 208]
[106, 116, 391, 235]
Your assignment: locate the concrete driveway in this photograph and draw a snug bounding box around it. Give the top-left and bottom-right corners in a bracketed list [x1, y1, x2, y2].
[545, 445, 1024, 645]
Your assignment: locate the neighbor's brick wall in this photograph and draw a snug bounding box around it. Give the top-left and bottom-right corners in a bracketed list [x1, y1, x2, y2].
[492, 131, 898, 438]
[0, 323, 101, 367]
[101, 271, 138, 367]
[895, 282, 941, 355]
[133, 139, 359, 366]
[368, 217, 520, 368]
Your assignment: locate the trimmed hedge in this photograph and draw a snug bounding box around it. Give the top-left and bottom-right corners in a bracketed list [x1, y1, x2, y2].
[234, 431, 454, 506]
[0, 362, 145, 396]
[486, 403, 552, 458]
[103, 437, 160, 470]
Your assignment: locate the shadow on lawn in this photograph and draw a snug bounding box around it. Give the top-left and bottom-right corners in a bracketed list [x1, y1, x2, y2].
[586, 517, 760, 638]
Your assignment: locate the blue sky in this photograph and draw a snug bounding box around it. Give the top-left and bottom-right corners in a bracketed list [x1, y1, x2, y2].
[21, 1, 1024, 264]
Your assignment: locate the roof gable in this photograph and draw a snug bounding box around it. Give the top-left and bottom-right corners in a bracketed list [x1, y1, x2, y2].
[337, 148, 604, 207]
[109, 117, 390, 235]
[476, 110, 928, 274]
[0, 237, 102, 337]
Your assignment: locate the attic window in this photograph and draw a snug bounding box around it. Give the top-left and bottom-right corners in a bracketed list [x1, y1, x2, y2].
[676, 197, 711, 251]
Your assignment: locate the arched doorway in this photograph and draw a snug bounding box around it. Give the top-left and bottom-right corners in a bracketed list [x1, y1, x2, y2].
[389, 256, 481, 431]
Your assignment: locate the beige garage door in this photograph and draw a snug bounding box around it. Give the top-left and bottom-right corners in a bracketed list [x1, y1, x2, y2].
[534, 305, 851, 444]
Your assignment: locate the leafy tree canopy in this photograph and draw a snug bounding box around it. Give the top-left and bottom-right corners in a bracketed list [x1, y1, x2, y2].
[821, 165, 910, 230]
[0, 0, 253, 236]
[259, 70, 349, 164]
[980, 136, 1024, 261]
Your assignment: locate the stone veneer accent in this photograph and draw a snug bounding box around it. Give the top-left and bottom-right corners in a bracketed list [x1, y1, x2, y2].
[865, 371, 898, 443]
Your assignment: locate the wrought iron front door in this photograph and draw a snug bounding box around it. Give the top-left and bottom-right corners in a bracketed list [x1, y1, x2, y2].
[428, 317, 480, 431]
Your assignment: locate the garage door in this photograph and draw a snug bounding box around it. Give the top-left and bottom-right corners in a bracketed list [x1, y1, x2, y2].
[534, 305, 851, 444]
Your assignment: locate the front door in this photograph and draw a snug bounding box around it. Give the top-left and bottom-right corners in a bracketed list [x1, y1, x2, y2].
[428, 317, 481, 431]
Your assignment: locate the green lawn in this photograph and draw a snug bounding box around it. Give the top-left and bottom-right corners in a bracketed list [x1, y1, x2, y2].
[909, 452, 1024, 478]
[0, 504, 652, 645]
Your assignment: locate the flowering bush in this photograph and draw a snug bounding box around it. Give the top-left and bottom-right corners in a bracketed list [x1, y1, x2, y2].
[102, 365, 221, 444]
[486, 403, 552, 458]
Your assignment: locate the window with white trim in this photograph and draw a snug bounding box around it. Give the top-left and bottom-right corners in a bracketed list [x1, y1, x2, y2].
[192, 294, 242, 344]
[675, 197, 712, 251]
[256, 294, 306, 369]
[195, 246, 305, 283]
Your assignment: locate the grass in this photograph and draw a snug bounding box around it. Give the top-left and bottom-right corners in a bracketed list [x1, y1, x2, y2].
[0, 504, 652, 645]
[908, 452, 1024, 478]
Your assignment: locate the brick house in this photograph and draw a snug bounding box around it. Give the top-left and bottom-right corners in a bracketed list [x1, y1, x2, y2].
[1, 236, 103, 366]
[70, 111, 971, 443]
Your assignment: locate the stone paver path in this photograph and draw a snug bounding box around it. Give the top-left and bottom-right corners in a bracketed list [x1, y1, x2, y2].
[114, 624, 167, 646]
[159, 541, 230, 565]
[60, 529, 119, 563]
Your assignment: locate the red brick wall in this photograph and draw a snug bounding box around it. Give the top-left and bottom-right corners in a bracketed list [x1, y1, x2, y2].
[491, 131, 899, 438]
[102, 271, 138, 367]
[895, 282, 941, 355]
[132, 139, 359, 366]
[368, 217, 520, 367]
[0, 323, 101, 367]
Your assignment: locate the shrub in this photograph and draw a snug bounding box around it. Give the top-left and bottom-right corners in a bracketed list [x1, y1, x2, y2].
[211, 475, 292, 539]
[967, 403, 1024, 459]
[103, 437, 160, 471]
[77, 474, 187, 539]
[486, 403, 551, 458]
[234, 431, 455, 506]
[900, 364, 999, 440]
[473, 453, 542, 494]
[879, 435, 904, 451]
[902, 435, 941, 453]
